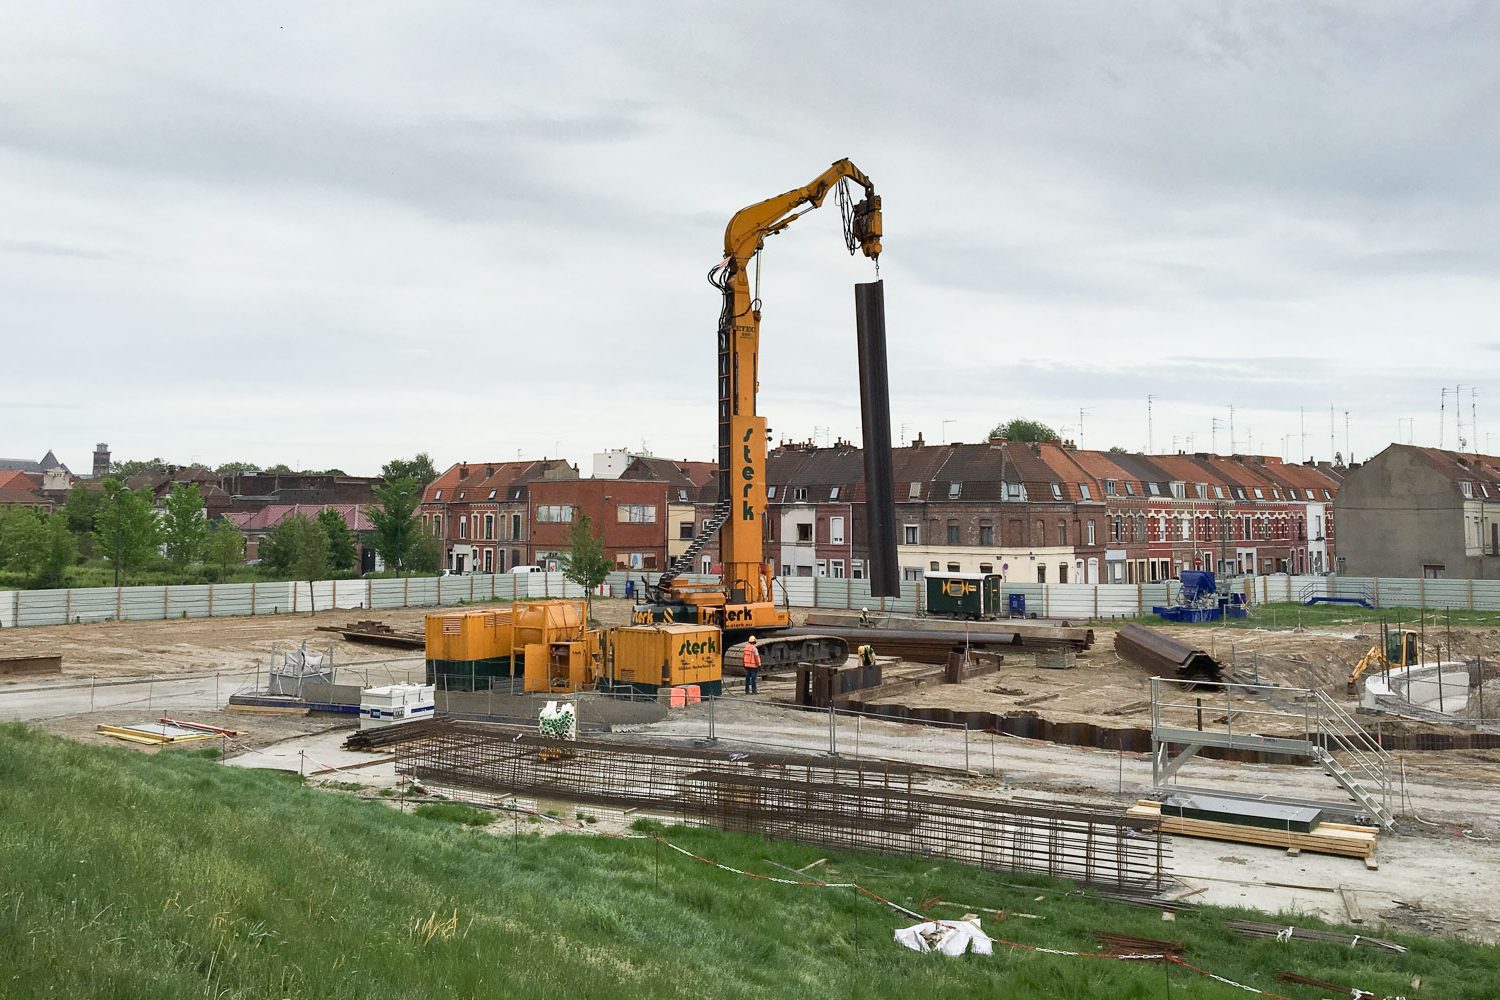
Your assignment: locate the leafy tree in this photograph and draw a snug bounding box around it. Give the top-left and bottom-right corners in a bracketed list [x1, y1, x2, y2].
[407, 533, 441, 575]
[215, 461, 259, 475]
[64, 483, 102, 534]
[317, 508, 358, 572]
[110, 458, 168, 479]
[161, 483, 208, 569]
[263, 463, 295, 474]
[381, 453, 438, 487]
[0, 510, 75, 588]
[204, 521, 246, 573]
[559, 513, 612, 623]
[988, 418, 1060, 443]
[261, 515, 329, 608]
[93, 478, 162, 584]
[370, 477, 423, 575]
[1107, 446, 1128, 453]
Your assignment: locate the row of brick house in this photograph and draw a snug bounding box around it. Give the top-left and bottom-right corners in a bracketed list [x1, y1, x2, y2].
[417, 438, 1345, 586]
[759, 436, 1346, 585]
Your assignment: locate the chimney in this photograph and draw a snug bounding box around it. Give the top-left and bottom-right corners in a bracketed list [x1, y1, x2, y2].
[460, 463, 469, 480]
[486, 464, 494, 478]
[93, 443, 111, 478]
[913, 432, 924, 448]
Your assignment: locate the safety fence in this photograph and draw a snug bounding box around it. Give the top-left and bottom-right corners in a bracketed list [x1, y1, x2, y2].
[8, 570, 1500, 630]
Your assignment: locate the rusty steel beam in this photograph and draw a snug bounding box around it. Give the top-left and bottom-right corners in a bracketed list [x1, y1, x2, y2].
[1114, 623, 1222, 682]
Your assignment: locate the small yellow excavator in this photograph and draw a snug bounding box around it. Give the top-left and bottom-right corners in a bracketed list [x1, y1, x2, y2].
[1348, 624, 1420, 693]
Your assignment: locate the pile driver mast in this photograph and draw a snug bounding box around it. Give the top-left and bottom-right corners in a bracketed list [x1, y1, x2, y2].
[639, 159, 883, 642]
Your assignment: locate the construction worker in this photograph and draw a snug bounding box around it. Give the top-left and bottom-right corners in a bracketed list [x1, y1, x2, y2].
[858, 644, 877, 668]
[742, 636, 762, 694]
[859, 606, 871, 627]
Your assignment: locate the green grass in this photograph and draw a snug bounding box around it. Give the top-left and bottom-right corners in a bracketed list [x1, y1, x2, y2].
[412, 801, 493, 826]
[1124, 601, 1500, 631]
[0, 723, 1495, 999]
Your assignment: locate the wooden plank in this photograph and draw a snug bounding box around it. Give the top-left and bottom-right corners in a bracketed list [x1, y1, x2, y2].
[1128, 801, 1374, 858]
[1340, 885, 1364, 923]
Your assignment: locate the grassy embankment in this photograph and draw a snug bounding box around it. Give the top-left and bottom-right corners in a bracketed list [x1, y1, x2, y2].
[1126, 601, 1500, 631]
[0, 723, 1495, 999]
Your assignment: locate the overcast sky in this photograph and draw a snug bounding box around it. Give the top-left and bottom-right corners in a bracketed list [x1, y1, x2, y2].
[4, 2, 1497, 476]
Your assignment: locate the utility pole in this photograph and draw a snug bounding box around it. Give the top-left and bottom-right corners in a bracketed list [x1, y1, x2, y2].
[1147, 395, 1156, 454]
[1344, 410, 1351, 462]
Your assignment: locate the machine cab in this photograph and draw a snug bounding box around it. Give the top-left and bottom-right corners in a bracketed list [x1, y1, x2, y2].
[1386, 629, 1418, 668]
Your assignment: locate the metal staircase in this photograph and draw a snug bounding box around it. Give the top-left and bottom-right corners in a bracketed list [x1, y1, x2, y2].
[1308, 689, 1395, 829]
[658, 500, 730, 588]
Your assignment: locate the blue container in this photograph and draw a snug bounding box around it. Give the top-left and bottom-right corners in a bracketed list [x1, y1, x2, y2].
[625, 579, 636, 598]
[1008, 593, 1026, 617]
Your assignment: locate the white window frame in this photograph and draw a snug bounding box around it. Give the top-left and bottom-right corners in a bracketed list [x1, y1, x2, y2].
[830, 516, 845, 544]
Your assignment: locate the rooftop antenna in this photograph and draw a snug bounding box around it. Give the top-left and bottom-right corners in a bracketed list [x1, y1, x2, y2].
[1147, 394, 1156, 454]
[1471, 387, 1480, 456]
[940, 419, 956, 445]
[1228, 405, 1236, 454]
[1078, 407, 1089, 449]
[900, 422, 913, 446]
[1440, 388, 1446, 449]
[1456, 385, 1466, 450]
[1300, 407, 1307, 464]
[1211, 417, 1226, 454]
[1329, 405, 1336, 461]
[1344, 410, 1351, 463]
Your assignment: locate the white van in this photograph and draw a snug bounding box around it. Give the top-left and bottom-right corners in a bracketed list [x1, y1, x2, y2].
[509, 564, 542, 574]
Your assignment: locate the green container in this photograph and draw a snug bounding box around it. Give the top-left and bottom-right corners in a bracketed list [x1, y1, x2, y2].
[425, 657, 518, 690]
[925, 573, 1002, 619]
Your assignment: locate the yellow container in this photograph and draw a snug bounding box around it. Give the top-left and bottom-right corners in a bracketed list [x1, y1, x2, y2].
[424, 609, 513, 662]
[610, 624, 722, 690]
[513, 600, 585, 648]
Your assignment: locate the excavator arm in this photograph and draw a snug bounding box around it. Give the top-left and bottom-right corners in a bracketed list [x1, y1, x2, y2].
[723, 158, 882, 264]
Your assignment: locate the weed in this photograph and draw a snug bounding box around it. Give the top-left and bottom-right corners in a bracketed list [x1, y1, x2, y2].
[412, 803, 492, 827]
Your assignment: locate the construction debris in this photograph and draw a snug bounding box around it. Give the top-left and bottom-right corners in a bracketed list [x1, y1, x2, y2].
[316, 620, 424, 649]
[97, 723, 217, 745]
[0, 653, 62, 677]
[893, 917, 993, 956]
[1093, 931, 1184, 959]
[1114, 623, 1222, 682]
[1274, 971, 1381, 999]
[1226, 919, 1406, 953]
[1128, 799, 1378, 859]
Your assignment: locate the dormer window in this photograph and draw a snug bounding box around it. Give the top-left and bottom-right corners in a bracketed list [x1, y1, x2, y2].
[767, 485, 777, 499]
[433, 489, 442, 500]
[1147, 482, 1160, 496]
[949, 482, 962, 498]
[1125, 482, 1136, 496]
[1103, 479, 1118, 496]
[1005, 482, 1023, 501]
[1461, 481, 1474, 498]
[1050, 482, 1062, 500]
[1170, 482, 1185, 499]
[793, 487, 807, 502]
[1253, 488, 1264, 500]
[1215, 486, 1225, 499]
[1195, 483, 1207, 499]
[1078, 483, 1092, 500]
[488, 489, 496, 500]
[909, 481, 922, 499]
[830, 486, 840, 500]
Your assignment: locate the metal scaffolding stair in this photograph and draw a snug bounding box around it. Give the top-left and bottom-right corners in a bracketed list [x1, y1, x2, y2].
[1151, 678, 1396, 831]
[658, 501, 730, 588]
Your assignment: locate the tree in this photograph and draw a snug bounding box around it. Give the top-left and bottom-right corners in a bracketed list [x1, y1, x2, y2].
[381, 453, 438, 487]
[369, 477, 423, 575]
[317, 508, 357, 572]
[988, 418, 1060, 443]
[204, 522, 246, 573]
[261, 515, 329, 608]
[214, 461, 259, 475]
[559, 513, 612, 623]
[0, 510, 75, 588]
[263, 463, 295, 474]
[407, 533, 441, 575]
[161, 483, 208, 569]
[93, 478, 161, 585]
[64, 483, 102, 534]
[110, 457, 168, 479]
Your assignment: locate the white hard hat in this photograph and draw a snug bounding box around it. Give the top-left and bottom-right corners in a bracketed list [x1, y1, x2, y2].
[862, 607, 869, 613]
[747, 635, 756, 643]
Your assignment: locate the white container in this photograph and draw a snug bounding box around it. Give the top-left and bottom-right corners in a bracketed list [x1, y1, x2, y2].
[359, 683, 436, 730]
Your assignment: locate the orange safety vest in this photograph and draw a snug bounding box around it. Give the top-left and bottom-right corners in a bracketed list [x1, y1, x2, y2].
[742, 644, 762, 670]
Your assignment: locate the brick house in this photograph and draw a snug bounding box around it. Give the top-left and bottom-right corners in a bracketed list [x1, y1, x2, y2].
[224, 503, 377, 567]
[420, 459, 578, 574]
[528, 478, 669, 572]
[620, 456, 718, 571]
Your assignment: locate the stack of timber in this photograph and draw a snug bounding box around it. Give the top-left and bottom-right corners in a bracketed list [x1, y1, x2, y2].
[315, 620, 425, 650]
[1128, 799, 1377, 859]
[343, 717, 450, 752]
[1113, 623, 1222, 682]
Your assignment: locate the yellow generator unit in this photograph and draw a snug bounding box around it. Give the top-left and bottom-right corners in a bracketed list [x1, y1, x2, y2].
[523, 633, 603, 694]
[425, 609, 515, 688]
[608, 623, 723, 696]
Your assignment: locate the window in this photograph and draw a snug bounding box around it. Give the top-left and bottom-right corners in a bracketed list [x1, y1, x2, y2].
[1215, 485, 1226, 499]
[852, 560, 864, 579]
[433, 515, 443, 537]
[483, 549, 493, 573]
[979, 562, 994, 573]
[1058, 564, 1068, 583]
[1050, 482, 1062, 499]
[1461, 482, 1474, 498]
[457, 492, 464, 500]
[979, 523, 994, 546]
[1170, 482, 1186, 499]
[1195, 483, 1208, 499]
[617, 504, 657, 523]
[1112, 516, 1122, 542]
[1235, 487, 1247, 501]
[904, 524, 918, 544]
[1322, 490, 1331, 500]
[946, 562, 961, 572]
[510, 513, 521, 539]
[929, 561, 940, 571]
[948, 482, 962, 498]
[536, 504, 573, 523]
[1086, 520, 1096, 545]
[1078, 483, 1092, 500]
[830, 516, 845, 544]
[1057, 521, 1067, 546]
[904, 567, 922, 581]
[678, 489, 689, 501]
[814, 560, 827, 577]
[909, 481, 922, 499]
[830, 559, 846, 578]
[830, 486, 840, 500]
[796, 522, 813, 543]
[1253, 487, 1264, 500]
[947, 521, 960, 545]
[1271, 488, 1281, 499]
[767, 485, 777, 499]
[433, 489, 442, 500]
[1005, 482, 1023, 500]
[1104, 479, 1118, 496]
[679, 521, 694, 540]
[487, 489, 496, 500]
[483, 514, 495, 540]
[458, 518, 468, 539]
[1037, 565, 1047, 583]
[1147, 482, 1160, 496]
[793, 487, 808, 502]
[1124, 482, 1136, 496]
